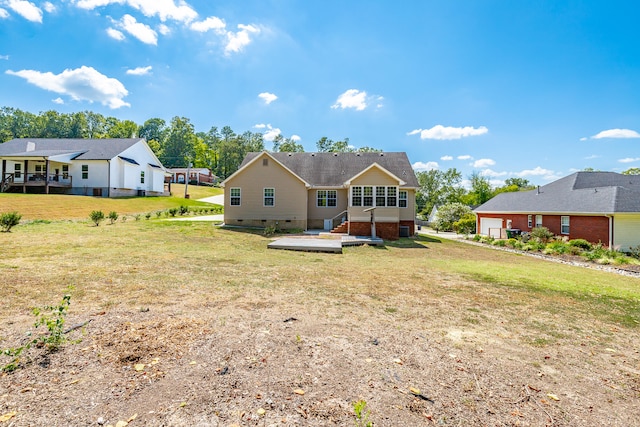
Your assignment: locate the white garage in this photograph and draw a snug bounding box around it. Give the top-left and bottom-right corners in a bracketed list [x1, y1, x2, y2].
[480, 217, 503, 237]
[613, 214, 640, 251]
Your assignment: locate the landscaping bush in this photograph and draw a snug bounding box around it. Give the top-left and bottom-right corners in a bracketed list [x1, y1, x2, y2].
[568, 239, 592, 251]
[168, 208, 178, 217]
[472, 234, 482, 242]
[543, 240, 569, 255]
[89, 210, 105, 226]
[530, 226, 554, 243]
[0, 211, 22, 232]
[453, 213, 476, 235]
[432, 203, 473, 232]
[108, 211, 118, 224]
[492, 239, 507, 247]
[179, 205, 189, 216]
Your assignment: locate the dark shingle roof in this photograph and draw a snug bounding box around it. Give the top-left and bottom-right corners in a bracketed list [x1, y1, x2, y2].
[240, 152, 419, 188]
[0, 138, 144, 160]
[475, 171, 640, 214]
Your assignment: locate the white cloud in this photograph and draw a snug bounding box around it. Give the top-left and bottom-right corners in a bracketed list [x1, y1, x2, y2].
[408, 125, 488, 140]
[290, 135, 301, 141]
[126, 65, 152, 75]
[190, 16, 226, 33]
[43, 2, 56, 13]
[440, 155, 453, 161]
[516, 166, 555, 178]
[106, 27, 125, 40]
[0, 54, 8, 60]
[0, 8, 9, 18]
[412, 161, 439, 171]
[579, 137, 588, 141]
[584, 154, 599, 159]
[263, 126, 281, 142]
[157, 24, 170, 35]
[618, 157, 640, 163]
[480, 168, 507, 177]
[591, 128, 640, 139]
[52, 97, 64, 104]
[457, 155, 472, 160]
[115, 14, 157, 45]
[225, 24, 260, 54]
[6, 66, 130, 109]
[258, 92, 277, 105]
[74, 0, 198, 23]
[253, 123, 266, 129]
[472, 158, 495, 168]
[332, 89, 368, 111]
[7, 0, 42, 22]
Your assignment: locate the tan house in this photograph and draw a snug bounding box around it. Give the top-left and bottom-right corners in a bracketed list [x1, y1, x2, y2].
[221, 151, 418, 240]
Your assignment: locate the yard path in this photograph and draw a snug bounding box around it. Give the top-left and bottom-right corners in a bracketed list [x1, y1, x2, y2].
[197, 194, 224, 205]
[166, 193, 224, 221]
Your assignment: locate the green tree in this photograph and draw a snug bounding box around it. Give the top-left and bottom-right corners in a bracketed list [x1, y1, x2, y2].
[107, 119, 139, 138]
[465, 171, 493, 205]
[272, 134, 304, 152]
[622, 167, 640, 175]
[316, 136, 353, 152]
[415, 168, 464, 216]
[160, 116, 197, 168]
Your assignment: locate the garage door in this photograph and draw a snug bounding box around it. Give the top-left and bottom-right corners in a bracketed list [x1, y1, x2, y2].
[480, 217, 503, 237]
[614, 214, 640, 251]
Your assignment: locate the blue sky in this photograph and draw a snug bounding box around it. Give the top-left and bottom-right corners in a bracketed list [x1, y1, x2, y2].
[1, 1, 640, 186]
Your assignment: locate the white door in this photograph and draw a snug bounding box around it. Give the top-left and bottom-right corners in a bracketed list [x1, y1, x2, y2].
[480, 217, 503, 236]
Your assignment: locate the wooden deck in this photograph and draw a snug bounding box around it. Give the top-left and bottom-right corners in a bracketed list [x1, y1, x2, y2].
[267, 235, 384, 253]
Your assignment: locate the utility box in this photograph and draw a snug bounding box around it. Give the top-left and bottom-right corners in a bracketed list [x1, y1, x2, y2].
[399, 225, 410, 237]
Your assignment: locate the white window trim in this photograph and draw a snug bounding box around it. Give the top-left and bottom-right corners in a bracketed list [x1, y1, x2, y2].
[535, 214, 543, 228]
[399, 190, 408, 208]
[317, 190, 337, 207]
[263, 187, 275, 207]
[351, 185, 399, 207]
[561, 216, 570, 234]
[527, 215, 532, 228]
[230, 187, 241, 206]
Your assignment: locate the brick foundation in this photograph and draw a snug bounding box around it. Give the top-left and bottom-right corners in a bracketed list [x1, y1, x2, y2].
[349, 221, 400, 240]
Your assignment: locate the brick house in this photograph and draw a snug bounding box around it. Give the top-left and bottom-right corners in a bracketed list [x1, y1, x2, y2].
[221, 151, 418, 240]
[474, 171, 640, 250]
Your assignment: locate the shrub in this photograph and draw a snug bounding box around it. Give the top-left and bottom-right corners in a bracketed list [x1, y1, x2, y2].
[89, 210, 105, 226]
[568, 239, 592, 251]
[506, 238, 518, 248]
[107, 211, 118, 224]
[432, 203, 473, 232]
[543, 240, 569, 255]
[627, 244, 640, 259]
[530, 226, 554, 243]
[492, 239, 507, 247]
[472, 234, 482, 242]
[145, 212, 152, 220]
[0, 211, 22, 232]
[453, 213, 477, 235]
[179, 205, 189, 216]
[168, 208, 178, 217]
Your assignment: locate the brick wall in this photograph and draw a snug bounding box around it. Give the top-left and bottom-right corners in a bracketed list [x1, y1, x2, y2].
[349, 221, 400, 240]
[476, 213, 610, 245]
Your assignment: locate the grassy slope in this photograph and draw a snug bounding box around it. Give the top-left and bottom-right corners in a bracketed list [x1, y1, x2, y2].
[0, 184, 223, 220]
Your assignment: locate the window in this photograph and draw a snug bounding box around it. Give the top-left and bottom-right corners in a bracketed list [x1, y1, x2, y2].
[363, 186, 373, 206]
[62, 165, 69, 179]
[561, 216, 570, 234]
[140, 171, 145, 184]
[386, 187, 397, 207]
[82, 165, 88, 180]
[351, 186, 362, 206]
[317, 190, 337, 207]
[535, 214, 542, 228]
[35, 165, 42, 172]
[14, 163, 21, 179]
[527, 215, 532, 228]
[262, 158, 269, 166]
[264, 188, 275, 206]
[230, 188, 241, 206]
[399, 191, 408, 208]
[376, 186, 386, 207]
[351, 186, 399, 207]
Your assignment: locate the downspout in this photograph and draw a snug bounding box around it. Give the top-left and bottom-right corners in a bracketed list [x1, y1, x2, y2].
[606, 214, 613, 248]
[107, 159, 110, 197]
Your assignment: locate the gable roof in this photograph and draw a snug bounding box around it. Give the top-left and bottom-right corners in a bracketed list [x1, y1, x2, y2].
[475, 171, 640, 214]
[0, 138, 144, 160]
[234, 152, 419, 188]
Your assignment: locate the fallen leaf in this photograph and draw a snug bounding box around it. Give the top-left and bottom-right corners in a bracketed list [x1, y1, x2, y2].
[115, 421, 128, 427]
[393, 358, 403, 365]
[293, 389, 305, 395]
[127, 414, 137, 422]
[179, 402, 187, 407]
[189, 361, 197, 365]
[0, 411, 17, 422]
[257, 408, 266, 416]
[150, 358, 160, 365]
[547, 393, 560, 401]
[410, 387, 421, 395]
[134, 364, 145, 371]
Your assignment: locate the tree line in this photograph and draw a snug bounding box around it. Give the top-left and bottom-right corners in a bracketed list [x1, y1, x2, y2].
[0, 107, 382, 179]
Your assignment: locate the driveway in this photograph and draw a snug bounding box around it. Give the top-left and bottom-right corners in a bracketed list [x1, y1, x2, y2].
[198, 194, 224, 205]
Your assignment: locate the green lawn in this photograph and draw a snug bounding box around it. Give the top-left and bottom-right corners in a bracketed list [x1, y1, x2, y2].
[0, 185, 222, 220]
